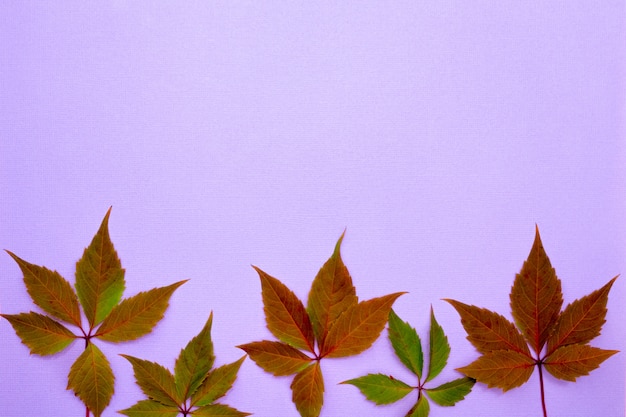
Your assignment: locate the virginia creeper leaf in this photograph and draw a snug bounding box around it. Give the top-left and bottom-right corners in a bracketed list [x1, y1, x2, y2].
[543, 344, 619, 381]
[237, 340, 313, 376]
[75, 207, 126, 327]
[341, 373, 413, 404]
[121, 354, 180, 406]
[510, 226, 563, 355]
[408, 394, 430, 417]
[546, 276, 617, 354]
[192, 404, 251, 416]
[256, 265, 316, 353]
[1, 311, 76, 355]
[6, 251, 82, 327]
[174, 313, 215, 400]
[426, 306, 450, 382]
[96, 280, 187, 342]
[322, 292, 405, 358]
[457, 346, 536, 391]
[306, 232, 358, 352]
[443, 299, 530, 356]
[291, 362, 324, 417]
[425, 377, 475, 406]
[118, 399, 180, 417]
[67, 343, 114, 417]
[388, 309, 423, 378]
[191, 356, 246, 407]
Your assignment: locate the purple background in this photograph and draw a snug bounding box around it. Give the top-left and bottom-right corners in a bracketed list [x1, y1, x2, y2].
[1, 3, 624, 416]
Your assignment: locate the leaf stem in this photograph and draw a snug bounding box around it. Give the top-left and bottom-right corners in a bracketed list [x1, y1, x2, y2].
[85, 406, 90, 417]
[537, 361, 548, 417]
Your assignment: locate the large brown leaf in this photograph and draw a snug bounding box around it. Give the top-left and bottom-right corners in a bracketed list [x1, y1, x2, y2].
[543, 344, 618, 381]
[256, 266, 315, 353]
[457, 350, 535, 391]
[510, 226, 563, 354]
[291, 362, 324, 417]
[237, 340, 313, 376]
[306, 232, 357, 352]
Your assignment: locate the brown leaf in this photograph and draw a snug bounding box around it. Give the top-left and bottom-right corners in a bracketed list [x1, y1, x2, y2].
[306, 232, 358, 353]
[1, 312, 76, 355]
[547, 276, 618, 355]
[322, 292, 404, 358]
[457, 350, 535, 391]
[443, 299, 530, 356]
[291, 362, 324, 417]
[510, 226, 563, 354]
[256, 266, 315, 353]
[237, 340, 313, 376]
[67, 344, 115, 417]
[544, 344, 619, 381]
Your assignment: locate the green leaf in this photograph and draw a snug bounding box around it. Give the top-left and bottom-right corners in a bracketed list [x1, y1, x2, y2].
[408, 394, 430, 417]
[6, 251, 82, 327]
[237, 340, 313, 376]
[67, 343, 114, 417]
[306, 232, 358, 352]
[75, 207, 126, 327]
[121, 354, 180, 406]
[291, 362, 324, 417]
[544, 344, 619, 382]
[457, 350, 535, 391]
[322, 292, 404, 358]
[96, 280, 186, 342]
[1, 312, 76, 355]
[118, 399, 180, 417]
[192, 404, 252, 416]
[191, 356, 246, 407]
[426, 307, 450, 382]
[388, 309, 423, 378]
[425, 377, 475, 406]
[341, 373, 413, 405]
[174, 313, 215, 400]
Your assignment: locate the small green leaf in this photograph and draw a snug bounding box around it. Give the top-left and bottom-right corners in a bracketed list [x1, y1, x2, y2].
[426, 307, 450, 382]
[121, 354, 180, 406]
[174, 313, 215, 400]
[118, 399, 180, 417]
[341, 373, 413, 405]
[96, 280, 186, 342]
[75, 208, 126, 327]
[6, 251, 82, 327]
[1, 312, 76, 355]
[408, 394, 430, 417]
[291, 362, 324, 417]
[388, 309, 423, 378]
[191, 356, 246, 407]
[67, 343, 114, 417]
[425, 377, 475, 406]
[192, 403, 252, 416]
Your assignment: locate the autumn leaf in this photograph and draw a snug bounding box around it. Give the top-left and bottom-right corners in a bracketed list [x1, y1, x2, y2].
[120, 312, 249, 417]
[342, 308, 474, 417]
[446, 226, 618, 416]
[240, 233, 403, 417]
[2, 208, 185, 416]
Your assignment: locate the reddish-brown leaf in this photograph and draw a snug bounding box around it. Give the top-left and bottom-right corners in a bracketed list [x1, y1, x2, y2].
[322, 292, 404, 358]
[256, 266, 315, 353]
[306, 232, 358, 353]
[444, 299, 530, 357]
[544, 344, 619, 382]
[510, 226, 563, 355]
[457, 350, 535, 391]
[237, 340, 313, 376]
[291, 361, 324, 417]
[547, 276, 617, 355]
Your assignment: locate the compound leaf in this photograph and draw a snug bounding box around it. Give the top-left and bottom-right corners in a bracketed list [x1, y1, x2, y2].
[118, 399, 180, 417]
[341, 373, 412, 405]
[67, 343, 114, 417]
[174, 313, 215, 400]
[121, 354, 180, 406]
[306, 232, 357, 352]
[291, 362, 324, 417]
[457, 350, 535, 391]
[323, 292, 405, 358]
[510, 226, 563, 355]
[388, 309, 423, 378]
[96, 280, 186, 342]
[426, 306, 450, 382]
[544, 344, 619, 382]
[75, 207, 126, 327]
[425, 377, 475, 406]
[192, 404, 252, 416]
[6, 251, 82, 327]
[1, 311, 76, 355]
[237, 340, 313, 376]
[191, 356, 246, 407]
[256, 266, 315, 353]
